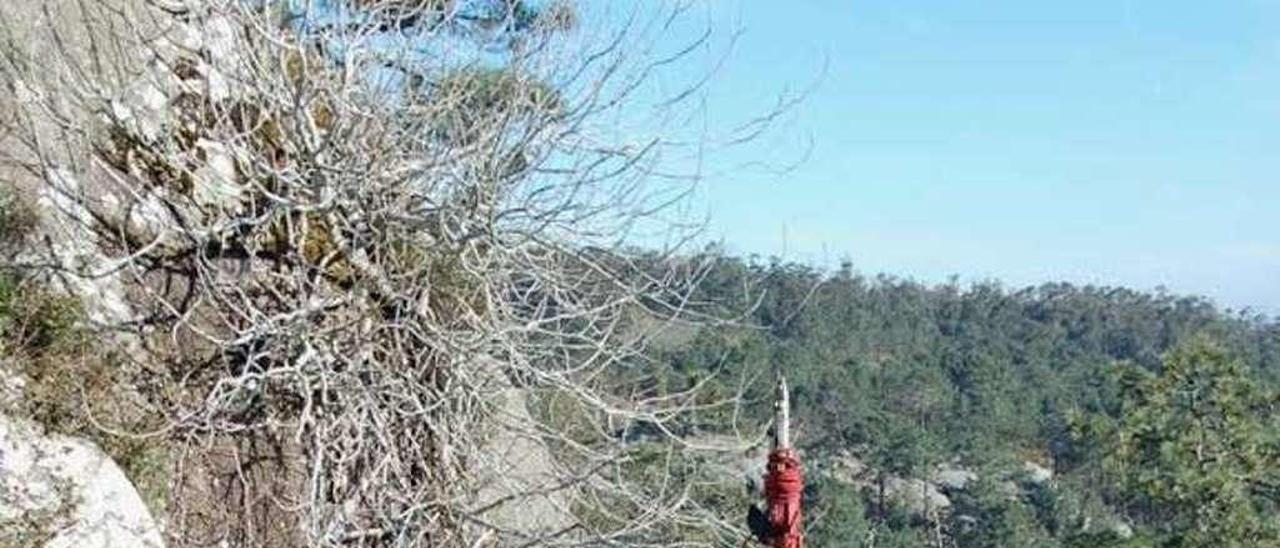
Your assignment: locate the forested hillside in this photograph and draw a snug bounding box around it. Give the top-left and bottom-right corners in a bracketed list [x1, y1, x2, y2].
[649, 253, 1280, 547]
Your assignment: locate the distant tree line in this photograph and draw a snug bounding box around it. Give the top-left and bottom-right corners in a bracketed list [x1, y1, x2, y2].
[647, 252, 1279, 547]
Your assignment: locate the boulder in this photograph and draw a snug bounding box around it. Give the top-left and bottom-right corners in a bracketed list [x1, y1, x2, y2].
[1082, 515, 1134, 541]
[680, 433, 767, 496]
[1021, 461, 1053, 485]
[190, 139, 244, 209]
[824, 449, 869, 487]
[1108, 520, 1134, 540]
[998, 480, 1022, 500]
[883, 476, 951, 518]
[0, 414, 164, 547]
[932, 464, 977, 492]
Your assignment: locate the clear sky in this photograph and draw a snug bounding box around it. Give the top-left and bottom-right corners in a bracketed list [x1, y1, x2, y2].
[610, 1, 1280, 315]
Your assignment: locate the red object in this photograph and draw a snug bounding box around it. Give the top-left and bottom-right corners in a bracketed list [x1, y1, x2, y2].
[763, 448, 804, 548]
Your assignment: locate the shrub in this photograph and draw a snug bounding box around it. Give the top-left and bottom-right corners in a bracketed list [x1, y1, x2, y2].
[0, 187, 35, 257]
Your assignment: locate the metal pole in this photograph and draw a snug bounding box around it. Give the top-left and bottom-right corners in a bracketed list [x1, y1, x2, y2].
[762, 374, 803, 548]
[774, 374, 790, 451]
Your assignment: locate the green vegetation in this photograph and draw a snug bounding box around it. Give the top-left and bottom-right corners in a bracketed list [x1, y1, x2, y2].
[1092, 338, 1279, 546]
[0, 188, 35, 257]
[645, 254, 1279, 547]
[807, 477, 871, 546]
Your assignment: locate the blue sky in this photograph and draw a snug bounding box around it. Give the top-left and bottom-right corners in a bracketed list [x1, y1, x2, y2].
[606, 1, 1280, 315]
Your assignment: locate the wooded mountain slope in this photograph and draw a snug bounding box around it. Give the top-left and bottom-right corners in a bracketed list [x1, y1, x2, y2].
[650, 254, 1279, 547]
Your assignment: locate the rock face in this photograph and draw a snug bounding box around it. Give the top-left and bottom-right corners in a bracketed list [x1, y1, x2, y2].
[1082, 515, 1135, 541]
[882, 477, 951, 518]
[688, 434, 769, 497]
[811, 451, 959, 520]
[470, 383, 576, 543]
[1106, 519, 1134, 540]
[932, 464, 978, 492]
[1022, 461, 1053, 485]
[825, 450, 869, 488]
[0, 415, 164, 547]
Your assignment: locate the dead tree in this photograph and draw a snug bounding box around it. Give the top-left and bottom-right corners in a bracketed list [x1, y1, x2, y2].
[0, 0, 795, 546]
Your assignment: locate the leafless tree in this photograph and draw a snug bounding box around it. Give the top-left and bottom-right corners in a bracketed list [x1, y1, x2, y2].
[0, 1, 788, 546]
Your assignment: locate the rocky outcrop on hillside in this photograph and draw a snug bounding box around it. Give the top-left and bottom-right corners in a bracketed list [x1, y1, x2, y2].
[804, 451, 1057, 521]
[932, 463, 978, 492]
[692, 434, 770, 497]
[1021, 460, 1054, 485]
[881, 476, 952, 517]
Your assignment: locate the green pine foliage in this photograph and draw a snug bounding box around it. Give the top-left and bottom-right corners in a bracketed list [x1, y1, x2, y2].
[807, 478, 872, 546]
[1102, 338, 1279, 547]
